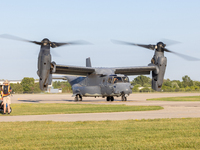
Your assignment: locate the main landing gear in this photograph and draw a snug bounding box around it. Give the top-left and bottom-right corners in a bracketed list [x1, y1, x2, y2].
[106, 96, 114, 101]
[74, 94, 82, 101]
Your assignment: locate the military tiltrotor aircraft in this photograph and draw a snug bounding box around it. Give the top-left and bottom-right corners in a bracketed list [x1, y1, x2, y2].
[1, 35, 199, 101]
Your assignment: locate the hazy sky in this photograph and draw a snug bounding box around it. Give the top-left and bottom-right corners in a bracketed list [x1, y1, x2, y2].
[1, 0, 200, 81]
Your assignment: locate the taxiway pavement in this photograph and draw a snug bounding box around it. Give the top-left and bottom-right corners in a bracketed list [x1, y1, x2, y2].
[1, 93, 200, 122]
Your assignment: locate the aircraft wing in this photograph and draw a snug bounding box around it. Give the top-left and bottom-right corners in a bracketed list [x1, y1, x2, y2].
[114, 65, 157, 75]
[53, 64, 95, 76]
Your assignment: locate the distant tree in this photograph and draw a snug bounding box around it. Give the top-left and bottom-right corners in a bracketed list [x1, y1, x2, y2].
[161, 86, 172, 92]
[52, 81, 72, 93]
[182, 75, 193, 87]
[163, 79, 171, 87]
[172, 80, 183, 88]
[194, 81, 200, 87]
[179, 88, 185, 92]
[185, 86, 192, 91]
[140, 87, 151, 92]
[32, 83, 42, 93]
[171, 82, 179, 89]
[143, 83, 151, 87]
[190, 85, 199, 91]
[53, 81, 61, 89]
[10, 83, 23, 93]
[132, 84, 140, 92]
[131, 75, 151, 86]
[21, 77, 35, 93]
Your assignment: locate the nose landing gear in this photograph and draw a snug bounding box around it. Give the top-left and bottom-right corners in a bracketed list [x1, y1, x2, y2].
[74, 94, 82, 101]
[121, 92, 127, 101]
[121, 95, 127, 101]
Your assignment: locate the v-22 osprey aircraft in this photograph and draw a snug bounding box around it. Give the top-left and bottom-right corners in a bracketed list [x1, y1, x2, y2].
[1, 35, 199, 101]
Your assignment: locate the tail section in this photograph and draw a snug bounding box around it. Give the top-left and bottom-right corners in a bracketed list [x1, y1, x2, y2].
[86, 57, 92, 67]
[52, 75, 86, 86]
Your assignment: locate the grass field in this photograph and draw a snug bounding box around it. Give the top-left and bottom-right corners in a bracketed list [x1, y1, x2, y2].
[0, 103, 163, 116]
[148, 96, 200, 101]
[0, 118, 200, 149]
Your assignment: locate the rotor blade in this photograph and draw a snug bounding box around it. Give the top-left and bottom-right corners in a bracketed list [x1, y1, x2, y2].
[163, 48, 200, 61]
[161, 38, 181, 46]
[0, 34, 42, 45]
[111, 39, 156, 50]
[51, 40, 91, 48]
[172, 52, 200, 61]
[163, 47, 173, 53]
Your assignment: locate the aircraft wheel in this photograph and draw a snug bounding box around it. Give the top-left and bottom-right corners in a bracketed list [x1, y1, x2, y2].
[79, 95, 82, 101]
[106, 97, 110, 101]
[74, 96, 78, 101]
[111, 96, 114, 101]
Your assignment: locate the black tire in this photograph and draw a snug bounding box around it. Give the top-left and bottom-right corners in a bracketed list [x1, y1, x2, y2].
[111, 96, 114, 101]
[106, 97, 110, 101]
[79, 95, 82, 101]
[74, 96, 78, 101]
[125, 97, 127, 101]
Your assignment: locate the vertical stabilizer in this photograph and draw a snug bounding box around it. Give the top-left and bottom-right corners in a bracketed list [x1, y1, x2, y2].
[86, 57, 92, 67]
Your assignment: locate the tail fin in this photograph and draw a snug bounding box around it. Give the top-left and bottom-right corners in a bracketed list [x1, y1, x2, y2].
[86, 57, 92, 67]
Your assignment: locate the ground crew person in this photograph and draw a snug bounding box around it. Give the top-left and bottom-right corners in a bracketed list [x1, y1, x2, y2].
[1, 80, 12, 114]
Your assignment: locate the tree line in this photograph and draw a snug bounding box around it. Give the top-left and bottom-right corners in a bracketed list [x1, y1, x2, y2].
[8, 75, 200, 93]
[10, 77, 41, 94]
[131, 75, 200, 92]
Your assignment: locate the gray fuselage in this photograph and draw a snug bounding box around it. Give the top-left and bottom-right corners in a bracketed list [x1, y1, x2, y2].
[65, 74, 132, 97]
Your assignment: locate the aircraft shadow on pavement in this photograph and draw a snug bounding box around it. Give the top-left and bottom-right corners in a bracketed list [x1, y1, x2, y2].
[18, 100, 42, 103]
[18, 99, 128, 103]
[18, 99, 76, 103]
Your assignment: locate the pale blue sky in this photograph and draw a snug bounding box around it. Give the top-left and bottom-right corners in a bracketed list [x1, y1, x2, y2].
[1, 0, 200, 81]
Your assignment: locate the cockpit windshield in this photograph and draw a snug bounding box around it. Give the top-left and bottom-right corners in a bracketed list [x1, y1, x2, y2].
[113, 77, 123, 83]
[107, 76, 130, 84]
[122, 77, 129, 82]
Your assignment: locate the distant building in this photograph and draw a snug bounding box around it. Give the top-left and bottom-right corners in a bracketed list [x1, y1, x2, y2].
[49, 88, 62, 93]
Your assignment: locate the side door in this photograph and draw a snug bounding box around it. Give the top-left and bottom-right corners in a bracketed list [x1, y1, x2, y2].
[101, 77, 113, 95]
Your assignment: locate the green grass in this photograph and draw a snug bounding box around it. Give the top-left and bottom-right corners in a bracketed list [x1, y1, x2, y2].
[0, 118, 200, 149]
[148, 96, 200, 101]
[0, 103, 163, 116]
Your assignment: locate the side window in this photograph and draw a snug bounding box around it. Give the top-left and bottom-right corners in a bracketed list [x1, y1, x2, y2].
[108, 77, 112, 83]
[113, 77, 118, 83]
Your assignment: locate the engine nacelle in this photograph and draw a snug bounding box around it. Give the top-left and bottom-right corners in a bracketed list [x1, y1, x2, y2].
[151, 51, 167, 91]
[38, 54, 54, 91]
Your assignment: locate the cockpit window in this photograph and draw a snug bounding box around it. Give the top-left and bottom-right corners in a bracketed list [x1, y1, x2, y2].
[113, 77, 123, 83]
[122, 77, 129, 83]
[108, 77, 112, 83]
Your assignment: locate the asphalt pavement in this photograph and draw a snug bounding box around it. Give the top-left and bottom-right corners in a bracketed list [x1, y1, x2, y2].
[1, 93, 200, 122]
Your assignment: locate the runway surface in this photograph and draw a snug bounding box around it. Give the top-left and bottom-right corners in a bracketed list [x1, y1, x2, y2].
[1, 93, 200, 122]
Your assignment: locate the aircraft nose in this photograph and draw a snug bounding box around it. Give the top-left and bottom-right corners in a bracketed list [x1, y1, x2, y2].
[114, 83, 132, 94]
